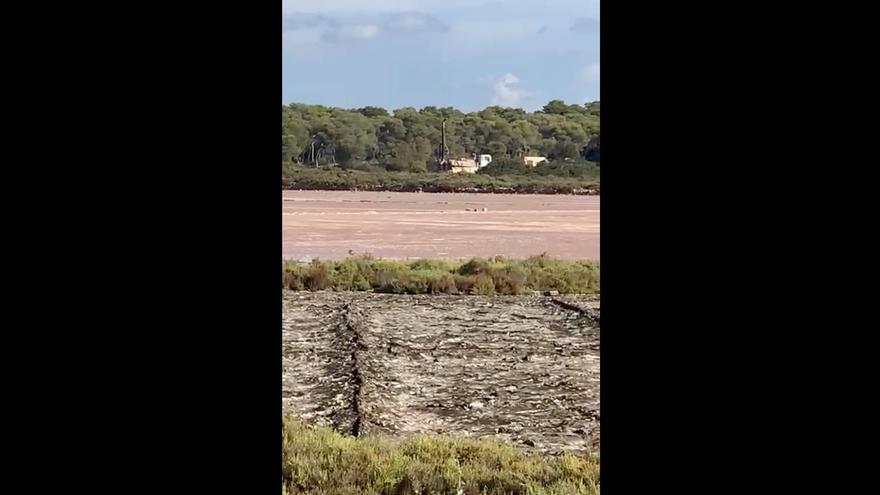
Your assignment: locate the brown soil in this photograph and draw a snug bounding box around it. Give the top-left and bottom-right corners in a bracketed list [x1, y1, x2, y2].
[283, 190, 599, 261]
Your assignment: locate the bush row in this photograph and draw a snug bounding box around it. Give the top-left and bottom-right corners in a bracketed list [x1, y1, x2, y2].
[283, 416, 599, 495]
[478, 157, 600, 178]
[282, 255, 599, 295]
[282, 166, 599, 195]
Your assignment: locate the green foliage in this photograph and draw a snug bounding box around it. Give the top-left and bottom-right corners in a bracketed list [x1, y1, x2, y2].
[331, 258, 373, 291]
[454, 274, 477, 294]
[282, 263, 306, 291]
[282, 167, 599, 195]
[412, 270, 457, 295]
[479, 158, 599, 179]
[521, 255, 600, 294]
[471, 275, 497, 296]
[409, 258, 457, 273]
[283, 100, 600, 171]
[478, 157, 530, 176]
[487, 265, 528, 295]
[458, 257, 489, 276]
[282, 255, 600, 295]
[542, 100, 569, 115]
[530, 161, 600, 177]
[282, 416, 600, 495]
[304, 260, 330, 291]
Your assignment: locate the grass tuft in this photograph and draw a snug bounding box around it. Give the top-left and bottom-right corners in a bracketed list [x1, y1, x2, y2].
[282, 416, 600, 495]
[282, 255, 599, 295]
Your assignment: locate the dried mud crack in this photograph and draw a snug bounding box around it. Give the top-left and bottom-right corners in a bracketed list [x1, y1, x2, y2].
[549, 297, 601, 328]
[282, 292, 601, 454]
[341, 302, 365, 437]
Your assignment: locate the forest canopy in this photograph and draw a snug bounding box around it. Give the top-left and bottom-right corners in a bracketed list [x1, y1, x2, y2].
[282, 100, 600, 172]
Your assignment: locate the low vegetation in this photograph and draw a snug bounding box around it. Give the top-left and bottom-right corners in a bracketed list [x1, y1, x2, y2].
[282, 166, 598, 195]
[282, 416, 600, 495]
[477, 157, 599, 179]
[282, 255, 600, 295]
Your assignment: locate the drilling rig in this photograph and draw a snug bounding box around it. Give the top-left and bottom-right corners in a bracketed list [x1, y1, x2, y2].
[433, 120, 491, 173]
[434, 120, 451, 171]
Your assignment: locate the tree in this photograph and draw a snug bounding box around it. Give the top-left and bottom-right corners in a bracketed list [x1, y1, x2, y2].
[281, 100, 600, 171]
[487, 140, 507, 157]
[542, 100, 569, 115]
[550, 140, 581, 160]
[389, 142, 428, 172]
[357, 106, 388, 118]
[478, 157, 528, 176]
[583, 101, 600, 116]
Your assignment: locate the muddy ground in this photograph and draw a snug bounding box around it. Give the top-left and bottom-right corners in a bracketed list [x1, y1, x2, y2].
[282, 291, 600, 455]
[282, 190, 600, 261]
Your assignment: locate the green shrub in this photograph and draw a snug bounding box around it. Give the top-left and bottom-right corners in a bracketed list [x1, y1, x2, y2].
[454, 274, 477, 294]
[409, 258, 456, 273]
[282, 416, 600, 495]
[282, 256, 599, 295]
[399, 272, 428, 294]
[304, 260, 330, 291]
[472, 274, 496, 295]
[488, 265, 527, 295]
[282, 264, 306, 291]
[282, 167, 599, 195]
[424, 271, 456, 294]
[459, 257, 489, 276]
[371, 261, 410, 292]
[331, 258, 372, 291]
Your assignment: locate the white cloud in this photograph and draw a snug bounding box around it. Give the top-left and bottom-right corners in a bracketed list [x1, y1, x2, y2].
[283, 0, 600, 15]
[281, 0, 475, 15]
[386, 13, 431, 31]
[491, 73, 530, 107]
[392, 15, 424, 29]
[451, 19, 545, 44]
[323, 24, 380, 42]
[282, 0, 414, 13]
[284, 11, 447, 45]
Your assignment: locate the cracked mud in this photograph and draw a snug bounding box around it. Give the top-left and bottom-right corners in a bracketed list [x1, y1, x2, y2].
[282, 292, 600, 454]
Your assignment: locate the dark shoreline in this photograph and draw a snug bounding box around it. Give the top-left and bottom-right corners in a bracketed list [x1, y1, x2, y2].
[281, 183, 599, 195]
[282, 167, 600, 195]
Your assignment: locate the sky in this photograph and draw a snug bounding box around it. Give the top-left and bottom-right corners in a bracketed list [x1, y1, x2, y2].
[282, 0, 600, 111]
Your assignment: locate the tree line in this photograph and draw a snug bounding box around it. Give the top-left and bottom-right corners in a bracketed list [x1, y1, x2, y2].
[282, 100, 600, 173]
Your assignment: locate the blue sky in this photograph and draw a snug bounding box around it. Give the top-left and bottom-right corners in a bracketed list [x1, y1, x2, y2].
[282, 0, 600, 111]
